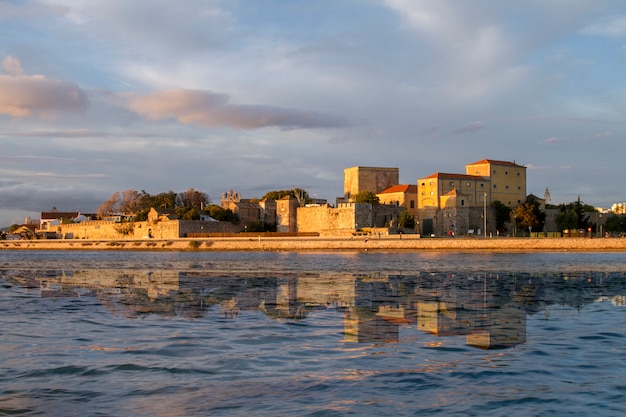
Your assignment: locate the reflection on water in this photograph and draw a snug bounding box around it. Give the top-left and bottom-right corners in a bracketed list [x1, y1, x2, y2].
[2, 251, 626, 416]
[4, 266, 626, 350]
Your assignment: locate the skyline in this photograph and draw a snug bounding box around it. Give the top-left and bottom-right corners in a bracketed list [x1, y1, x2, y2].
[1, 1, 626, 226]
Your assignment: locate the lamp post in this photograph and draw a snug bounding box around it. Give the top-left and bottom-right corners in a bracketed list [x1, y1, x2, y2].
[483, 192, 487, 238]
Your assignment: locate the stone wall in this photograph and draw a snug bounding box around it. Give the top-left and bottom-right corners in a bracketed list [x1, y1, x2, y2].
[58, 219, 240, 239]
[297, 203, 404, 236]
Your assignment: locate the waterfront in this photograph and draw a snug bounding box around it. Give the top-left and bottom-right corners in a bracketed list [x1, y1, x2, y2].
[1, 251, 626, 416]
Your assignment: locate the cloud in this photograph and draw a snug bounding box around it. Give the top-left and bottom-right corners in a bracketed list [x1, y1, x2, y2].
[540, 137, 569, 145]
[0, 57, 89, 118]
[591, 131, 612, 139]
[121, 89, 349, 130]
[454, 121, 484, 134]
[582, 16, 626, 37]
[2, 56, 24, 76]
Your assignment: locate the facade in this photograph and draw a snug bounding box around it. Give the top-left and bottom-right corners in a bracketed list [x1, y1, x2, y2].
[342, 166, 399, 202]
[376, 184, 418, 217]
[465, 159, 526, 207]
[40, 211, 79, 230]
[276, 195, 299, 233]
[417, 159, 527, 236]
[297, 202, 404, 236]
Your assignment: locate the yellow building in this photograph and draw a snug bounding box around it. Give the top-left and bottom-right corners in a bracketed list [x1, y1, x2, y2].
[342, 166, 399, 202]
[417, 159, 527, 236]
[376, 184, 418, 217]
[465, 159, 526, 207]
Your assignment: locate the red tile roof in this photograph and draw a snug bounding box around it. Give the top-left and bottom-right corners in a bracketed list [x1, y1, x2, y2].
[421, 173, 486, 181]
[467, 159, 523, 167]
[378, 184, 417, 194]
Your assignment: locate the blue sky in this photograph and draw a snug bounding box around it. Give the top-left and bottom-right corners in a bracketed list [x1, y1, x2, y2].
[1, 0, 625, 226]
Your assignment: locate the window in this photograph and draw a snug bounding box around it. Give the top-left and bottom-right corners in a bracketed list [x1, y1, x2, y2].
[505, 185, 509, 189]
[493, 185, 497, 189]
[517, 172, 521, 176]
[410, 200, 415, 209]
[461, 199, 465, 207]
[421, 182, 425, 186]
[430, 191, 434, 195]
[480, 183, 484, 188]
[466, 182, 471, 186]
[505, 171, 509, 175]
[493, 170, 497, 174]
[450, 181, 455, 186]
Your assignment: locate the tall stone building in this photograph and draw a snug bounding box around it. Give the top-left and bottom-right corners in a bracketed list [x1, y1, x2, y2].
[341, 166, 399, 203]
[417, 159, 526, 236]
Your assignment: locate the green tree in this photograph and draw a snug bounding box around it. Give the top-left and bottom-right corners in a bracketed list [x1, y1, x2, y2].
[397, 209, 415, 229]
[555, 209, 578, 231]
[351, 191, 379, 204]
[261, 188, 312, 205]
[205, 205, 238, 223]
[604, 215, 626, 234]
[554, 196, 592, 231]
[492, 200, 512, 233]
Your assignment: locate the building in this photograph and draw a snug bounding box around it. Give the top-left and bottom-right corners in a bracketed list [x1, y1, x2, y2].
[276, 195, 299, 233]
[376, 184, 418, 217]
[465, 159, 526, 207]
[341, 166, 399, 203]
[417, 159, 527, 236]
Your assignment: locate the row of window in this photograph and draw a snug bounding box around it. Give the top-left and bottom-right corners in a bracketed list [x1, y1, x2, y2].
[493, 170, 522, 176]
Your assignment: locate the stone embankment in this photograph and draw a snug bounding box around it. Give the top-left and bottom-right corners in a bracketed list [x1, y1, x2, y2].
[2, 236, 626, 252]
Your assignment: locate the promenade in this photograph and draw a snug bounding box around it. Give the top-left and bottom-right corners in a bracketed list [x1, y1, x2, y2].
[2, 235, 626, 252]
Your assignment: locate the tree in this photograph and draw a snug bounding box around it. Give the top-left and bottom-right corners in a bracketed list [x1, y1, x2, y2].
[512, 196, 545, 233]
[554, 196, 592, 231]
[604, 215, 626, 234]
[118, 189, 142, 215]
[97, 192, 120, 218]
[492, 200, 512, 233]
[262, 188, 312, 204]
[397, 209, 415, 229]
[555, 209, 578, 231]
[205, 204, 238, 223]
[351, 191, 379, 204]
[176, 188, 209, 210]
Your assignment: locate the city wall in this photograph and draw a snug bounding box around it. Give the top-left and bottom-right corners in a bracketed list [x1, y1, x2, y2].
[57, 219, 240, 240]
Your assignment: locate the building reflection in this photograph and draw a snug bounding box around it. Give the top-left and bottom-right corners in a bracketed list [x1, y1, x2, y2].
[2, 268, 625, 350]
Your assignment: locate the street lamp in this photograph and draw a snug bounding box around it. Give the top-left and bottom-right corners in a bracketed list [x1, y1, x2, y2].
[483, 192, 487, 238]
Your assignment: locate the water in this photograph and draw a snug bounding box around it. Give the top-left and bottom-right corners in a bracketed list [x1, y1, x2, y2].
[1, 251, 626, 416]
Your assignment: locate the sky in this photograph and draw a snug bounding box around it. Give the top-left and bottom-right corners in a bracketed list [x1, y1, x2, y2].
[1, 0, 625, 226]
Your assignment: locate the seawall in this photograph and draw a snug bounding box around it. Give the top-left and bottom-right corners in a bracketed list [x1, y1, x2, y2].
[2, 236, 626, 252]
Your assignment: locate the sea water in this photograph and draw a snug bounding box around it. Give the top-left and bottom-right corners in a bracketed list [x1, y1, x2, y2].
[1, 251, 625, 416]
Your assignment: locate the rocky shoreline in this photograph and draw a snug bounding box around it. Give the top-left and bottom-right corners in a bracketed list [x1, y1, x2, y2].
[2, 236, 626, 252]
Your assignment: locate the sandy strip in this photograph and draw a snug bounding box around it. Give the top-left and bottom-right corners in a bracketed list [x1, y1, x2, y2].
[2, 236, 626, 252]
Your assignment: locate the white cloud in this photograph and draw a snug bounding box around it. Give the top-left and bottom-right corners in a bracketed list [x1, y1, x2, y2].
[582, 16, 626, 37]
[0, 57, 88, 118]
